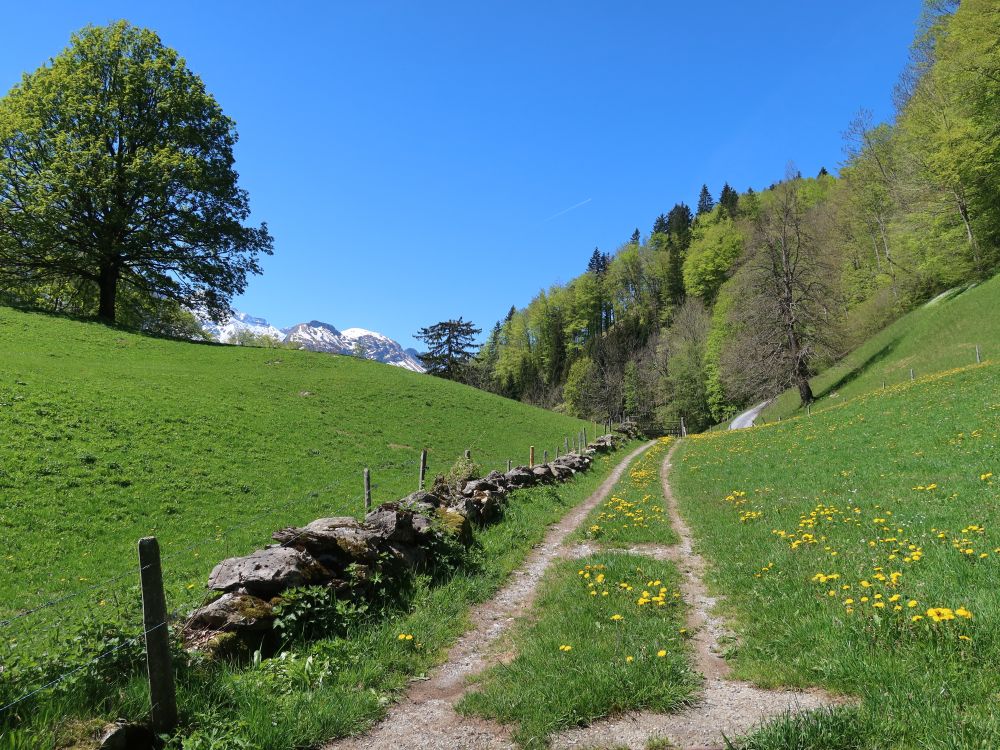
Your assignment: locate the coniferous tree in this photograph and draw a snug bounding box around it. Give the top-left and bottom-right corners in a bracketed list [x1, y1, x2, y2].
[817, 166, 829, 177]
[696, 184, 715, 216]
[415, 318, 482, 380]
[666, 237, 686, 305]
[666, 203, 694, 250]
[719, 183, 739, 218]
[630, 228, 641, 245]
[651, 214, 669, 236]
[587, 247, 610, 275]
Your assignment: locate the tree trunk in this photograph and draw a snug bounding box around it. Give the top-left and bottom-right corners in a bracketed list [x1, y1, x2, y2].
[97, 261, 120, 324]
[954, 192, 982, 276]
[796, 368, 814, 406]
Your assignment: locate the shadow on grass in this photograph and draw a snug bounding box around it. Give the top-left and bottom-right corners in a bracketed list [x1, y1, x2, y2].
[815, 338, 902, 399]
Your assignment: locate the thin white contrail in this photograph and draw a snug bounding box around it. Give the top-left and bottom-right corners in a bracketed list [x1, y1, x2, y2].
[543, 197, 592, 222]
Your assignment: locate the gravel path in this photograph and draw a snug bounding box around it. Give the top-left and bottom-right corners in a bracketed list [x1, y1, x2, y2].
[729, 400, 770, 430]
[324, 441, 656, 750]
[550, 441, 844, 750]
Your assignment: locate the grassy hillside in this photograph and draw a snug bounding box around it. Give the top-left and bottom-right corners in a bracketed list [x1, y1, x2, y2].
[672, 360, 1000, 748]
[761, 273, 1000, 422]
[0, 306, 591, 625]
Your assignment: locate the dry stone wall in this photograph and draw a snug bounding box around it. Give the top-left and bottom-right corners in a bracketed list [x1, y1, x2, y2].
[183, 434, 621, 653]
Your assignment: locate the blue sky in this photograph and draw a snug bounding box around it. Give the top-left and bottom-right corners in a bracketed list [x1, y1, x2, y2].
[1, 1, 921, 349]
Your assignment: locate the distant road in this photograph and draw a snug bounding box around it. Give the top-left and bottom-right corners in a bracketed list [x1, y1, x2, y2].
[729, 400, 770, 430]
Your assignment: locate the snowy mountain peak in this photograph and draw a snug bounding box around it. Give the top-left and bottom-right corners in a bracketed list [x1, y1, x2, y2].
[202, 312, 425, 373]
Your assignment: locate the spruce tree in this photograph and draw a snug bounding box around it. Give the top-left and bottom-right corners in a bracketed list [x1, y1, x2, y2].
[415, 318, 482, 380]
[719, 183, 739, 218]
[817, 166, 829, 177]
[696, 184, 715, 215]
[666, 203, 693, 250]
[587, 247, 609, 275]
[630, 228, 641, 245]
[651, 213, 669, 236]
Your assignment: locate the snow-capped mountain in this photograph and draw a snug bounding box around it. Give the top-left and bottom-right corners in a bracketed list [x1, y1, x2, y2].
[203, 312, 425, 373]
[200, 311, 286, 343]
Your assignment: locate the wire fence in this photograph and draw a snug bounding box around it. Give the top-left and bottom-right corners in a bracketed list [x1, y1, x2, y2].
[0, 419, 614, 730]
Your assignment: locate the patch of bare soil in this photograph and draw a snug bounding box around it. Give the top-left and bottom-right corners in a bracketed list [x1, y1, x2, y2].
[550, 442, 846, 750]
[324, 442, 656, 750]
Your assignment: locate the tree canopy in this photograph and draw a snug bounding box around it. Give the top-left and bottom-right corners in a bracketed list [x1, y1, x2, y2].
[415, 318, 482, 380]
[0, 21, 272, 324]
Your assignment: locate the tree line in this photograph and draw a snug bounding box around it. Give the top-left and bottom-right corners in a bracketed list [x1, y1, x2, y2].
[424, 0, 1000, 432]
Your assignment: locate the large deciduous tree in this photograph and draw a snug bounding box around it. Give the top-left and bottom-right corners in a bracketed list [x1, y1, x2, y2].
[0, 21, 272, 324]
[415, 318, 482, 380]
[724, 172, 840, 407]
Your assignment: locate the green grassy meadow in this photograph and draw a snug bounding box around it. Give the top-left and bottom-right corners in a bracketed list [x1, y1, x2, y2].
[672, 361, 1000, 748]
[762, 274, 1000, 422]
[0, 306, 593, 626]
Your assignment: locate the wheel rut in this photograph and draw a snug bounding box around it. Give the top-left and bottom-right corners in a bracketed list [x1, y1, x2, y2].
[550, 441, 846, 750]
[324, 441, 656, 750]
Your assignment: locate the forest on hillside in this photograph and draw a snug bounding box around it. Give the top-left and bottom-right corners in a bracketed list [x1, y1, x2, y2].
[461, 0, 1000, 431]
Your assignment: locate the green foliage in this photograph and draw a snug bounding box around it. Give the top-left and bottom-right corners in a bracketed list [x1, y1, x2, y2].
[703, 281, 738, 422]
[563, 356, 599, 418]
[0, 21, 272, 324]
[415, 318, 482, 380]
[660, 299, 713, 431]
[272, 587, 369, 644]
[683, 207, 743, 302]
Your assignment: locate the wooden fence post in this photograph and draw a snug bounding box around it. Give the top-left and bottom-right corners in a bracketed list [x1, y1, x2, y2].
[680, 416, 687, 437]
[419, 449, 427, 490]
[364, 468, 371, 512]
[583, 428, 587, 448]
[529, 446, 535, 467]
[910, 368, 914, 381]
[138, 537, 177, 735]
[976, 344, 981, 364]
[507, 458, 512, 472]
[543, 449, 548, 463]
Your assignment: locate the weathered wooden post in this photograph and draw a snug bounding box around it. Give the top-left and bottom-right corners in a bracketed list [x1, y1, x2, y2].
[419, 449, 427, 490]
[680, 416, 687, 437]
[806, 404, 811, 416]
[583, 428, 587, 448]
[529, 446, 535, 468]
[507, 458, 512, 472]
[364, 468, 371, 512]
[976, 344, 982, 364]
[564, 436, 569, 453]
[543, 450, 548, 463]
[910, 368, 914, 381]
[138, 537, 177, 735]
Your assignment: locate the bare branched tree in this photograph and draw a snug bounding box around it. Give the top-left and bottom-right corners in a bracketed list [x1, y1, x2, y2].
[724, 171, 841, 406]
